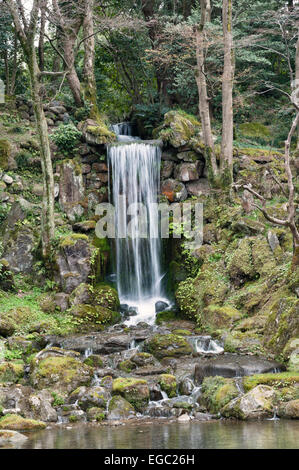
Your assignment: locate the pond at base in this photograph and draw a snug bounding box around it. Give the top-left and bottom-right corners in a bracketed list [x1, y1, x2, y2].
[11, 420, 299, 449]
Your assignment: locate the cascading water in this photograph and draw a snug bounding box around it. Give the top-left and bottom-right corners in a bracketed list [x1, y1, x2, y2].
[108, 124, 169, 325]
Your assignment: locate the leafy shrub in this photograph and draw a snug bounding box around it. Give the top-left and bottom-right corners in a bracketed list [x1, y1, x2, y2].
[15, 150, 32, 168]
[50, 123, 82, 155]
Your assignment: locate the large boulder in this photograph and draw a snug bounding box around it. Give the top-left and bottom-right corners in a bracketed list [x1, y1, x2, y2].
[54, 234, 94, 294]
[58, 159, 85, 221]
[221, 385, 276, 420]
[0, 362, 24, 384]
[0, 415, 46, 431]
[200, 376, 240, 413]
[174, 162, 204, 182]
[30, 356, 93, 394]
[78, 119, 116, 145]
[156, 110, 202, 149]
[70, 304, 121, 331]
[278, 400, 299, 419]
[107, 395, 135, 420]
[112, 378, 150, 412]
[161, 179, 187, 203]
[145, 334, 193, 359]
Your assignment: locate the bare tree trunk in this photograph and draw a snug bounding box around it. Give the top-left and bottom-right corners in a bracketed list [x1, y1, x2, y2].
[221, 0, 234, 187]
[195, 0, 218, 183]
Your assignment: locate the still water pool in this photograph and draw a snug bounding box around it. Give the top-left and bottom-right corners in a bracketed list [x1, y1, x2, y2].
[11, 420, 299, 449]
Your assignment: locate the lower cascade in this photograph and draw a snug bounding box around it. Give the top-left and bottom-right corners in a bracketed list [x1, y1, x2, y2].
[108, 124, 169, 325]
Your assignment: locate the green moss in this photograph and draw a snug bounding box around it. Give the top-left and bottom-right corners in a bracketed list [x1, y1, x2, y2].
[59, 233, 89, 248]
[0, 362, 24, 383]
[201, 376, 240, 413]
[158, 374, 177, 398]
[112, 378, 149, 412]
[70, 304, 121, 331]
[172, 329, 192, 336]
[202, 304, 242, 331]
[118, 360, 136, 373]
[155, 310, 178, 325]
[0, 139, 11, 170]
[0, 414, 46, 431]
[146, 333, 192, 359]
[243, 372, 299, 392]
[238, 122, 271, 140]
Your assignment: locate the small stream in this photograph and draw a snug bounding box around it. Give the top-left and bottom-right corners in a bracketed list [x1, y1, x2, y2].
[8, 420, 299, 449]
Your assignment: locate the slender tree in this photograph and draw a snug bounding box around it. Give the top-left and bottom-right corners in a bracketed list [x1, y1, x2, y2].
[220, 0, 234, 185]
[5, 0, 57, 258]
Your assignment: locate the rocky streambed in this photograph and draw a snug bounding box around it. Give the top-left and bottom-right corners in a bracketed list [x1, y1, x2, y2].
[1, 318, 298, 447]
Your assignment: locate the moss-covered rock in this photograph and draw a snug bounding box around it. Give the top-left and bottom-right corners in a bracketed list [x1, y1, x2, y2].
[0, 139, 12, 170]
[0, 414, 46, 431]
[0, 362, 24, 384]
[263, 289, 299, 354]
[201, 305, 242, 331]
[155, 310, 178, 325]
[70, 304, 121, 331]
[243, 372, 299, 392]
[83, 354, 103, 368]
[200, 376, 240, 413]
[77, 386, 110, 411]
[107, 395, 135, 420]
[158, 374, 177, 398]
[30, 356, 93, 393]
[226, 238, 256, 287]
[146, 333, 193, 359]
[155, 110, 202, 149]
[278, 399, 299, 419]
[78, 118, 116, 145]
[86, 407, 106, 422]
[112, 378, 149, 412]
[118, 359, 136, 373]
[92, 284, 120, 311]
[221, 385, 276, 420]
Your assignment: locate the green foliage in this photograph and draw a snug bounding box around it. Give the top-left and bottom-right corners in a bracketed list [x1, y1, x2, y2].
[50, 124, 82, 155]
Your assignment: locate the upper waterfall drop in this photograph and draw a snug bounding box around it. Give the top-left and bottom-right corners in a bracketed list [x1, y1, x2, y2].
[107, 123, 169, 325]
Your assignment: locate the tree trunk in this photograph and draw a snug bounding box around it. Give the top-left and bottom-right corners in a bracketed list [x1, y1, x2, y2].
[295, 31, 299, 150]
[7, 0, 55, 258]
[38, 0, 46, 71]
[82, 0, 99, 119]
[221, 0, 234, 187]
[195, 0, 218, 183]
[28, 60, 55, 259]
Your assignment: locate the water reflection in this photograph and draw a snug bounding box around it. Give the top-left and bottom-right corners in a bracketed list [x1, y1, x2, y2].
[13, 421, 299, 449]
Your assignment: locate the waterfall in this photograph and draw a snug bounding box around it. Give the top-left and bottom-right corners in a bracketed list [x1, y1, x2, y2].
[107, 124, 168, 325]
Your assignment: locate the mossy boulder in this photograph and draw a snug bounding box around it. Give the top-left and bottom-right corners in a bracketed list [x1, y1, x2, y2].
[201, 305, 242, 331]
[30, 356, 93, 393]
[221, 385, 276, 420]
[226, 238, 256, 287]
[78, 118, 116, 145]
[92, 284, 120, 311]
[278, 399, 299, 419]
[158, 374, 177, 398]
[155, 110, 202, 149]
[283, 339, 299, 372]
[86, 407, 106, 422]
[118, 359, 136, 373]
[0, 259, 14, 291]
[263, 289, 299, 354]
[131, 352, 155, 367]
[0, 362, 24, 384]
[146, 333, 193, 359]
[0, 414, 46, 431]
[200, 376, 240, 413]
[107, 395, 135, 420]
[83, 354, 103, 368]
[0, 139, 12, 170]
[112, 378, 149, 412]
[77, 386, 110, 411]
[70, 304, 121, 331]
[155, 310, 178, 325]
